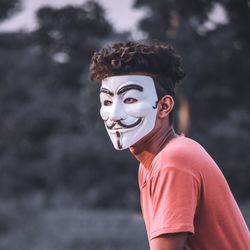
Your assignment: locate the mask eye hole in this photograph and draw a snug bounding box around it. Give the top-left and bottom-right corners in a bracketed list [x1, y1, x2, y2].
[124, 98, 137, 104]
[104, 100, 112, 106]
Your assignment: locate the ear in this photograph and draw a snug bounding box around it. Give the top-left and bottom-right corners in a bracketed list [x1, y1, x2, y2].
[157, 95, 174, 119]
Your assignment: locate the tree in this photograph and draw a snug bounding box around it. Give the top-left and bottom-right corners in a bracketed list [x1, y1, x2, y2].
[33, 1, 113, 87]
[0, 0, 21, 21]
[0, 0, 140, 210]
[134, 0, 250, 200]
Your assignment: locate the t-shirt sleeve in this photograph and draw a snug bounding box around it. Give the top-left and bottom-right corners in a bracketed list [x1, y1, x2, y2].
[149, 166, 200, 239]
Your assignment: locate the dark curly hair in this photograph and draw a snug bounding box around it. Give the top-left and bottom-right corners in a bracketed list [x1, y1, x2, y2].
[89, 40, 185, 124]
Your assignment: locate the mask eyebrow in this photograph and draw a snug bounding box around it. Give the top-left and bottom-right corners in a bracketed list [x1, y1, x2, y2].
[117, 84, 143, 95]
[100, 87, 114, 96]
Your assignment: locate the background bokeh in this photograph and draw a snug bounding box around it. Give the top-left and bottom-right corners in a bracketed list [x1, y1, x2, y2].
[0, 0, 249, 249]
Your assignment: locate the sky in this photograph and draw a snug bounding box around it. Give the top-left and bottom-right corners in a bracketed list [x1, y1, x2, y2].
[0, 0, 227, 38]
[0, 0, 146, 36]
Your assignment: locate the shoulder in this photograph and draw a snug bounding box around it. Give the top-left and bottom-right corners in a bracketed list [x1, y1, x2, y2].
[164, 135, 208, 158]
[152, 135, 214, 177]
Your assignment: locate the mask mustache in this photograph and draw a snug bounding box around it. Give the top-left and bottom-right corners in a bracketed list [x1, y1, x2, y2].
[106, 118, 142, 129]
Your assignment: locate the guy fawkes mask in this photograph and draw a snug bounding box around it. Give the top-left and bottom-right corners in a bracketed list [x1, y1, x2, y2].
[100, 75, 158, 150]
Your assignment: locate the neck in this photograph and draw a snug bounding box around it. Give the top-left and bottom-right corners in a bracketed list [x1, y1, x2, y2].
[130, 125, 177, 170]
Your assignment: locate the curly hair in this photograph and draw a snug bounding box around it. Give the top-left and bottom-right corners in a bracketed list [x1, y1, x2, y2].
[89, 40, 185, 124]
[89, 40, 185, 85]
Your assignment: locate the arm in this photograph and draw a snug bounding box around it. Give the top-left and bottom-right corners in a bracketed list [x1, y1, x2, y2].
[150, 232, 188, 250]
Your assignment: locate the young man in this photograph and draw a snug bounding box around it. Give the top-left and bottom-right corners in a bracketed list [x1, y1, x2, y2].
[89, 41, 250, 250]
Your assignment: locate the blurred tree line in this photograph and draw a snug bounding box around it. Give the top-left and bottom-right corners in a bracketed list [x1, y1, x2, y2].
[0, 0, 137, 209]
[0, 0, 249, 211]
[133, 0, 250, 199]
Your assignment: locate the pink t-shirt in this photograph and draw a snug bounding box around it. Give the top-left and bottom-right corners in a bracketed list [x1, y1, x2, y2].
[138, 135, 250, 249]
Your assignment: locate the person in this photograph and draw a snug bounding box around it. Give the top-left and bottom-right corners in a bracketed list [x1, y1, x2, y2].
[89, 41, 250, 250]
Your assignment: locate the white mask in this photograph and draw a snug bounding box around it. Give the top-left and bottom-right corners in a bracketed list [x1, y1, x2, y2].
[100, 75, 158, 150]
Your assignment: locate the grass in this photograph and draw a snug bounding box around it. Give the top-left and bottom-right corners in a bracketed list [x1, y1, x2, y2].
[0, 193, 249, 250]
[0, 194, 148, 250]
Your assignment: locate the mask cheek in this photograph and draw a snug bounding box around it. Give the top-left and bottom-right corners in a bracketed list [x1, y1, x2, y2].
[100, 106, 109, 121]
[124, 102, 154, 117]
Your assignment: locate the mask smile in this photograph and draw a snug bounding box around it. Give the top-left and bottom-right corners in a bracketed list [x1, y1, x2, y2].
[106, 117, 142, 130]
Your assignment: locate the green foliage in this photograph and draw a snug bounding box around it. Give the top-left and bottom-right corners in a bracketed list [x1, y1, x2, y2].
[134, 0, 250, 200]
[0, 1, 139, 210]
[0, 0, 21, 21]
[0, 0, 249, 211]
[33, 1, 113, 87]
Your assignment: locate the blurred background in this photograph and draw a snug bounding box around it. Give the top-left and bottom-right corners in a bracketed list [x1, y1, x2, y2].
[0, 0, 249, 249]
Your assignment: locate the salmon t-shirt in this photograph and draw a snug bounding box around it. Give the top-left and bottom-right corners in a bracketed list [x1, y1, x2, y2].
[138, 135, 250, 249]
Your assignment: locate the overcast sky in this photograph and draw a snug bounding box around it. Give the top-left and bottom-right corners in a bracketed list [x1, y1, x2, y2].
[0, 0, 227, 38]
[0, 0, 146, 35]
